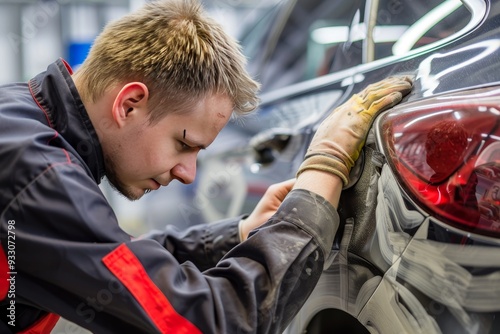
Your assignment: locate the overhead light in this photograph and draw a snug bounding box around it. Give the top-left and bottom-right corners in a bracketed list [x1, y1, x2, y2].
[311, 25, 408, 45]
[311, 26, 349, 44]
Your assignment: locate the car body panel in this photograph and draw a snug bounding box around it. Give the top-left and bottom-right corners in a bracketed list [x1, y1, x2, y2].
[193, 0, 500, 332]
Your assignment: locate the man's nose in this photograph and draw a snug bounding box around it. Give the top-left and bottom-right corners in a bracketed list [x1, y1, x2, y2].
[171, 156, 197, 184]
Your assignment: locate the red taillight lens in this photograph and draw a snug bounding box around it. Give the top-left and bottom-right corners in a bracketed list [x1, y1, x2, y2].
[379, 92, 500, 238]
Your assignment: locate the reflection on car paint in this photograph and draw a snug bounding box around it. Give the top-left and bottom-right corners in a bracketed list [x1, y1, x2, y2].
[417, 40, 500, 97]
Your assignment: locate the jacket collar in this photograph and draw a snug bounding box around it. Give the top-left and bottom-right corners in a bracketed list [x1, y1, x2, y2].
[29, 59, 105, 183]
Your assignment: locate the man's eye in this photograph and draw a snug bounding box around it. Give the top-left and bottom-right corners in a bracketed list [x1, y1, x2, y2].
[179, 141, 193, 151]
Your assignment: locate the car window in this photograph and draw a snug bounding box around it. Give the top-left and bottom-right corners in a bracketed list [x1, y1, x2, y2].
[241, 0, 473, 93]
[373, 0, 472, 59]
[321, 0, 472, 70]
[312, 0, 473, 72]
[241, 0, 365, 93]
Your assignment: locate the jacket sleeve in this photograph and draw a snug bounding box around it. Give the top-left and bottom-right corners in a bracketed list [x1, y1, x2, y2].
[1, 161, 339, 334]
[140, 216, 242, 272]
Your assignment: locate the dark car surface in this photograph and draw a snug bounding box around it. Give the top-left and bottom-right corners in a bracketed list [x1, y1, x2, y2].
[192, 0, 500, 332]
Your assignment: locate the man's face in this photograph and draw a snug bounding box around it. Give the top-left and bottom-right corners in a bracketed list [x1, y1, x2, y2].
[104, 93, 233, 200]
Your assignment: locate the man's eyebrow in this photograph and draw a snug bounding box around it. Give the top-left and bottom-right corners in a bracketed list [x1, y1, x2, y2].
[183, 129, 206, 149]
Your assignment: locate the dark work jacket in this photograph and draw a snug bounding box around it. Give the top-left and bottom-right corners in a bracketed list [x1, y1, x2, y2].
[0, 59, 339, 334]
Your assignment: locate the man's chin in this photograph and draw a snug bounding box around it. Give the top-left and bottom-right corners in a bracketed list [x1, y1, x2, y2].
[119, 187, 145, 201]
[122, 191, 143, 201]
[107, 179, 143, 201]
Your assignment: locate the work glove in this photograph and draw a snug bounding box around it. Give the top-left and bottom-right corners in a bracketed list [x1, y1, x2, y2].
[296, 76, 413, 186]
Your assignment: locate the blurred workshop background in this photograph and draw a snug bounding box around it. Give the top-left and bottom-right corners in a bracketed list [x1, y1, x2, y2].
[0, 1, 266, 332]
[0, 0, 261, 84]
[0, 0, 264, 238]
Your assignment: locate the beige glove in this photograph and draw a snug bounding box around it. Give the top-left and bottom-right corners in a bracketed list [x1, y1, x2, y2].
[297, 76, 413, 185]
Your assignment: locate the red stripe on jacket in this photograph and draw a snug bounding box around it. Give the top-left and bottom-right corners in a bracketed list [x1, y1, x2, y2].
[0, 247, 9, 299]
[103, 243, 202, 334]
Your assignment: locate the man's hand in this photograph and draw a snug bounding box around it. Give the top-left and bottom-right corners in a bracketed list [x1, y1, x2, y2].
[297, 76, 413, 186]
[239, 178, 295, 241]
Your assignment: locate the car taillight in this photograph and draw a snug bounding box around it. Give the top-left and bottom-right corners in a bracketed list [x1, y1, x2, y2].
[378, 88, 500, 239]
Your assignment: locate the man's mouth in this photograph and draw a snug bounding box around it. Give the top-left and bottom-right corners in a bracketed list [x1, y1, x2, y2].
[151, 179, 162, 190]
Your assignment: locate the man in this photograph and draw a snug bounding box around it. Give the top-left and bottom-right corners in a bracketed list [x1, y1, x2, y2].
[0, 0, 412, 332]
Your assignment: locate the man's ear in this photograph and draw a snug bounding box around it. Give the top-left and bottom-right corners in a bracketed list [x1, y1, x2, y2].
[111, 82, 149, 128]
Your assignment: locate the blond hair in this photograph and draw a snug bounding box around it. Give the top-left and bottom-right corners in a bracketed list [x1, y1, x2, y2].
[75, 0, 260, 123]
